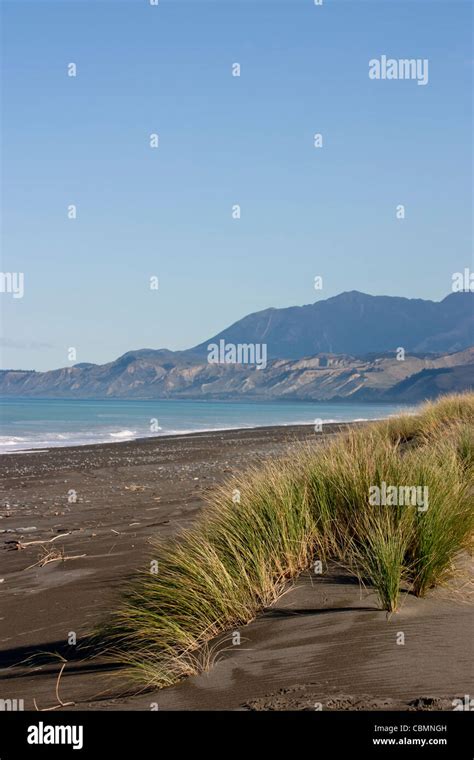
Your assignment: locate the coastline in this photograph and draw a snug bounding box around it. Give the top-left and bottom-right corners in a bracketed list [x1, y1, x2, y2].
[0, 421, 346, 462]
[0, 421, 471, 711]
[0, 396, 414, 454]
[0, 422, 355, 455]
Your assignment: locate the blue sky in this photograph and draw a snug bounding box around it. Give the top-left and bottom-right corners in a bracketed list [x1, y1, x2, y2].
[1, 0, 472, 370]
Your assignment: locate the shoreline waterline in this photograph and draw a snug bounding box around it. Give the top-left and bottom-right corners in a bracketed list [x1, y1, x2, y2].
[0, 397, 416, 454]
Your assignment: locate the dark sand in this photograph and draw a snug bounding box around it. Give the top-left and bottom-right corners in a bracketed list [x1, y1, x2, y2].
[0, 424, 472, 711]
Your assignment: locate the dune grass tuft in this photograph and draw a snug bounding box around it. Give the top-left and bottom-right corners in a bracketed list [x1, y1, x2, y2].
[102, 393, 474, 687]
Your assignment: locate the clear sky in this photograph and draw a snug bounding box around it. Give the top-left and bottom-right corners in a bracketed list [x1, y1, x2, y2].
[1, 0, 472, 371]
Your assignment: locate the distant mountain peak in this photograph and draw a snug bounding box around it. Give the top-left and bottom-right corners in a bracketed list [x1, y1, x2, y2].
[192, 290, 473, 361]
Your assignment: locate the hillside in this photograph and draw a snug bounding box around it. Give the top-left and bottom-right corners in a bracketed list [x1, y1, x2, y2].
[1, 292, 472, 402]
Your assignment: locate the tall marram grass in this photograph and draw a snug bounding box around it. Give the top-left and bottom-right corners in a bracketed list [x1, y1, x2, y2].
[103, 393, 474, 687]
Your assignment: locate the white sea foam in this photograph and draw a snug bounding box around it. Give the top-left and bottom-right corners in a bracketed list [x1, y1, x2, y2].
[0, 400, 415, 453]
[0, 437, 27, 446]
[109, 429, 137, 439]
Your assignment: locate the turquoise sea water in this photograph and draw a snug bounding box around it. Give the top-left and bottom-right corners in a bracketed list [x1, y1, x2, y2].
[0, 398, 416, 453]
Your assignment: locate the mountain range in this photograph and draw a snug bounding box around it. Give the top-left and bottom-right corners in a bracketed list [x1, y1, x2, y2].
[1, 291, 472, 402]
[190, 290, 473, 359]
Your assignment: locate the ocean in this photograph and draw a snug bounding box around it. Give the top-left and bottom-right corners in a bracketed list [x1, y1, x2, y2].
[0, 397, 415, 453]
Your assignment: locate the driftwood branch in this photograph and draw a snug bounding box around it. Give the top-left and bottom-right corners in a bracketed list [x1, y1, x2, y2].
[33, 660, 75, 711]
[15, 532, 71, 550]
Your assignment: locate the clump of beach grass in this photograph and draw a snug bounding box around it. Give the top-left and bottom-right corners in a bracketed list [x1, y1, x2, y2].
[103, 393, 474, 688]
[404, 427, 474, 596]
[104, 457, 319, 686]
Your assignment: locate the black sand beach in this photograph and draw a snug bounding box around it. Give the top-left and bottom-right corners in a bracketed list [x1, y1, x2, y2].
[0, 424, 472, 711]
